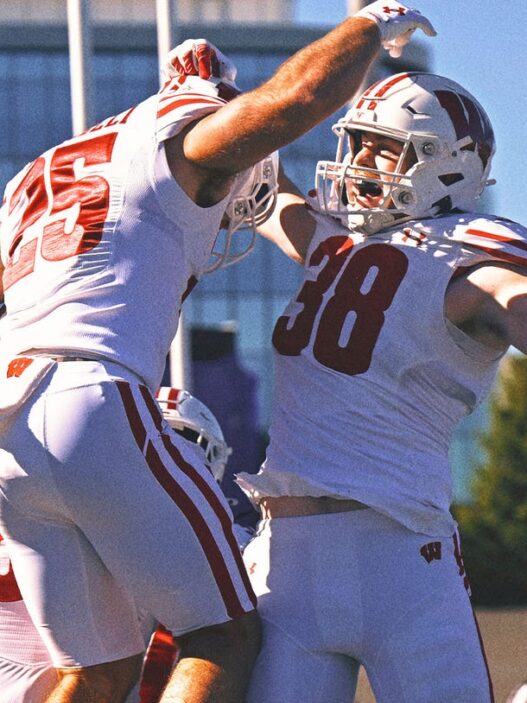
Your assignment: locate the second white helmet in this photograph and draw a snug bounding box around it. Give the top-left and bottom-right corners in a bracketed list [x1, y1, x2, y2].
[316, 72, 495, 234]
[156, 387, 232, 483]
[207, 150, 279, 272]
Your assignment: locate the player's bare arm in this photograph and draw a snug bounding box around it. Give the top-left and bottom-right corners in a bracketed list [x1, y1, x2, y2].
[256, 167, 316, 264]
[446, 263, 527, 354]
[166, 2, 436, 206]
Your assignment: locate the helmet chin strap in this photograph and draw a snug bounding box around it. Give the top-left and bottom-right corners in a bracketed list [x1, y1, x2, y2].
[346, 207, 412, 235]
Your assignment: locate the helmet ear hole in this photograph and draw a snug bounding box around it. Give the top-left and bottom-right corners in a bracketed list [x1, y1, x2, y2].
[431, 195, 453, 213]
[438, 173, 464, 186]
[403, 142, 418, 171]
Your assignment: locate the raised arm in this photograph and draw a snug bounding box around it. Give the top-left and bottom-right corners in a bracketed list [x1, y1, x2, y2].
[183, 17, 379, 174]
[446, 263, 527, 355]
[256, 167, 316, 265]
[166, 2, 436, 204]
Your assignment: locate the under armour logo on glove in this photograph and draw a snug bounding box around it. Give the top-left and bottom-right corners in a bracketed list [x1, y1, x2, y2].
[383, 6, 407, 15]
[355, 1, 437, 58]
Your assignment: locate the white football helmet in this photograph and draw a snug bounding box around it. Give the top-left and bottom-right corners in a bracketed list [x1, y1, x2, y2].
[206, 150, 279, 272]
[156, 387, 232, 482]
[316, 72, 496, 234]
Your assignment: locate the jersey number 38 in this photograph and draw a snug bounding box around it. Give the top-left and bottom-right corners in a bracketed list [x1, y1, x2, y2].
[273, 236, 408, 376]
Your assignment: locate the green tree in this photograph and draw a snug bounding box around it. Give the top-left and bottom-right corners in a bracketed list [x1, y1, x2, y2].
[454, 354, 527, 606]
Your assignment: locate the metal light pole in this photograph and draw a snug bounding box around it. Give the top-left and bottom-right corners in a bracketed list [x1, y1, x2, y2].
[155, 0, 190, 391]
[67, 0, 94, 135]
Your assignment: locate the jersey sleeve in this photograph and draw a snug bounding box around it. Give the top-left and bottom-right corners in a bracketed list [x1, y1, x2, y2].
[155, 75, 229, 143]
[452, 215, 527, 270]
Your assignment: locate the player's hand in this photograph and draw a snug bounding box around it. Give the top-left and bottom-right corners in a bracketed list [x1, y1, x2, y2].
[355, 1, 437, 58]
[162, 38, 238, 86]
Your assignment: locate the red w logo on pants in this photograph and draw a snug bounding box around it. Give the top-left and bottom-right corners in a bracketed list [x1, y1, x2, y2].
[420, 541, 442, 564]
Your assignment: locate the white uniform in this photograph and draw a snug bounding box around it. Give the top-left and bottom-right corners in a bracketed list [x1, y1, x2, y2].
[0, 76, 256, 668]
[0, 534, 56, 702]
[1, 76, 241, 390]
[239, 210, 527, 703]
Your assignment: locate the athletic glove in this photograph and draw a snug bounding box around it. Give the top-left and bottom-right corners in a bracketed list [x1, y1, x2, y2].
[162, 38, 239, 87]
[355, 1, 437, 58]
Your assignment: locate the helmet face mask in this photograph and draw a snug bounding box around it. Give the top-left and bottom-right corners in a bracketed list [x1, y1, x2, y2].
[206, 151, 279, 273]
[155, 387, 232, 483]
[316, 72, 495, 234]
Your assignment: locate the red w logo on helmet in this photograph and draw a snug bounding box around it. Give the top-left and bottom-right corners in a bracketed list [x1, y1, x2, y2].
[434, 90, 494, 168]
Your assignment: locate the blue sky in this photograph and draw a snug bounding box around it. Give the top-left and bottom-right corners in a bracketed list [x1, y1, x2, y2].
[295, 1, 527, 227]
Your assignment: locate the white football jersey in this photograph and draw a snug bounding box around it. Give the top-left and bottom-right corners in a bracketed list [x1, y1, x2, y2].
[238, 211, 527, 536]
[0, 76, 244, 390]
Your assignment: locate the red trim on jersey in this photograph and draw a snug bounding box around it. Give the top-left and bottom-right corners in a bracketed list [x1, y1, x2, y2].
[157, 96, 225, 119]
[139, 386, 257, 609]
[158, 90, 224, 105]
[465, 228, 527, 253]
[116, 382, 254, 618]
[465, 243, 527, 268]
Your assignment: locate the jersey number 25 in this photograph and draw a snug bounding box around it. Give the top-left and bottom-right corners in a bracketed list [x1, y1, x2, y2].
[4, 132, 117, 290]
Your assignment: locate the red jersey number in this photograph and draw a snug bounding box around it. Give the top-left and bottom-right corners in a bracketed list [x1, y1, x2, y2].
[4, 132, 117, 289]
[273, 238, 408, 376]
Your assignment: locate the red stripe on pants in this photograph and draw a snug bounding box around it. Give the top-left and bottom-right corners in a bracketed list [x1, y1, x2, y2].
[116, 381, 251, 619]
[139, 385, 256, 607]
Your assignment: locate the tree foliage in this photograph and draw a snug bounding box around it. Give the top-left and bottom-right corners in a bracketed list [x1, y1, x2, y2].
[453, 354, 527, 606]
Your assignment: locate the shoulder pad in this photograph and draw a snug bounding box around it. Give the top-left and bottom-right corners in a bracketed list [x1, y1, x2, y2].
[451, 214, 527, 268]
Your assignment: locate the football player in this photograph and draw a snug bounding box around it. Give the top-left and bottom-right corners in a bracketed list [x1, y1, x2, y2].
[139, 387, 254, 703]
[0, 3, 435, 700]
[0, 388, 247, 703]
[230, 30, 527, 703]
[0, 533, 57, 702]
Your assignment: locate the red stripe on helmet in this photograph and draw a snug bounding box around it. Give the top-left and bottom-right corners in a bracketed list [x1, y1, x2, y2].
[355, 77, 385, 109]
[363, 72, 414, 111]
